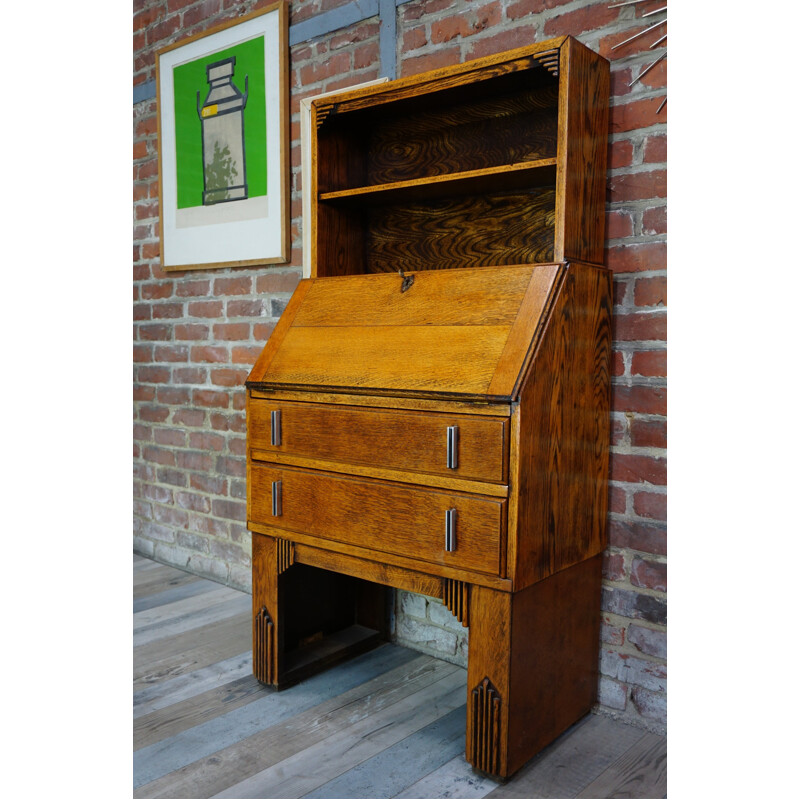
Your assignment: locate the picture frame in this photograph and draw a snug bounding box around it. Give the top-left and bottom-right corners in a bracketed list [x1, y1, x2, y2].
[156, 2, 288, 271]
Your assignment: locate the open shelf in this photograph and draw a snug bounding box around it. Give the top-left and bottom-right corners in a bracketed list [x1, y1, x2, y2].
[319, 158, 557, 207]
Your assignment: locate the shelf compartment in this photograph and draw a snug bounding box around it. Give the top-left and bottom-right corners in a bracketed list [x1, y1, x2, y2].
[319, 159, 557, 207]
[317, 70, 558, 194]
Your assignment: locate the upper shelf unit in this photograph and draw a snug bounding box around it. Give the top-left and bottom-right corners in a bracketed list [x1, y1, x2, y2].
[309, 36, 609, 277]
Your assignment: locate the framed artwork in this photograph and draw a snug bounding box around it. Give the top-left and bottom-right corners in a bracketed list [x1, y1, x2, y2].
[156, 2, 288, 271]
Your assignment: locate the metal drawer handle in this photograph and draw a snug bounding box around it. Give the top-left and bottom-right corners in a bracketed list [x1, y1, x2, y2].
[446, 425, 459, 470]
[270, 410, 281, 446]
[271, 480, 282, 517]
[445, 508, 457, 552]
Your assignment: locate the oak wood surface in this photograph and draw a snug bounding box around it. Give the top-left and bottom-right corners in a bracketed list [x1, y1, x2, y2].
[249, 387, 511, 416]
[511, 261, 612, 588]
[366, 189, 556, 273]
[250, 450, 510, 497]
[249, 397, 508, 483]
[248, 521, 514, 591]
[249, 463, 505, 576]
[555, 37, 610, 264]
[247, 265, 561, 401]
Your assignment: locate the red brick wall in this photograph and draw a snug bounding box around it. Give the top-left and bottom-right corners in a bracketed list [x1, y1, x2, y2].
[134, 0, 667, 731]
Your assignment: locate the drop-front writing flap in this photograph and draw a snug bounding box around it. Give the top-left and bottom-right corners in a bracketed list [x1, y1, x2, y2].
[246, 264, 563, 401]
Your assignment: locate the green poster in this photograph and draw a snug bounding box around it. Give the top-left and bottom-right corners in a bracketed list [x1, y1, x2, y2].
[173, 36, 267, 209]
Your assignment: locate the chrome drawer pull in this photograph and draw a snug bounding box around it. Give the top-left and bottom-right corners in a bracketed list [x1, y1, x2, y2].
[270, 410, 281, 446]
[445, 508, 457, 552]
[271, 480, 282, 517]
[446, 425, 459, 470]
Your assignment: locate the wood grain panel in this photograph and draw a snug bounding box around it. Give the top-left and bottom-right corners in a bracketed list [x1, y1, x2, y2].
[556, 37, 610, 264]
[261, 324, 511, 397]
[249, 463, 505, 575]
[366, 189, 556, 273]
[249, 399, 507, 483]
[511, 261, 612, 587]
[506, 556, 602, 776]
[293, 265, 539, 328]
[364, 84, 559, 185]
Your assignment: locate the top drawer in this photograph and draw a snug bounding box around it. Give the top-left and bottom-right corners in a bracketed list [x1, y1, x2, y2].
[248, 398, 507, 483]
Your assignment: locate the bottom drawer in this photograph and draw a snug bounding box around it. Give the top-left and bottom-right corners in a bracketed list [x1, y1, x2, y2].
[249, 463, 504, 576]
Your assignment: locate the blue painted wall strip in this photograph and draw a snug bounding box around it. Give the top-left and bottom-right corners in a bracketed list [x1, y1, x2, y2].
[379, 0, 397, 80]
[134, 0, 416, 104]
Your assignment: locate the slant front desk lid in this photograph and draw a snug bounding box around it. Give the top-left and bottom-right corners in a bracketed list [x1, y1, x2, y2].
[246, 264, 564, 402]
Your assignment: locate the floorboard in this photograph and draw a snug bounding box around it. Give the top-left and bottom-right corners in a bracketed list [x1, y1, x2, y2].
[132, 552, 666, 799]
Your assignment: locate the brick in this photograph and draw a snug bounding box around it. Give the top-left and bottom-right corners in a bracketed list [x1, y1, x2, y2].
[154, 428, 186, 447]
[607, 169, 666, 204]
[628, 624, 667, 659]
[631, 556, 666, 592]
[227, 299, 264, 317]
[640, 57, 666, 90]
[213, 323, 250, 340]
[602, 586, 666, 625]
[601, 616, 625, 646]
[216, 455, 246, 478]
[191, 345, 228, 363]
[611, 351, 624, 377]
[630, 417, 667, 449]
[177, 279, 211, 297]
[143, 445, 175, 467]
[634, 276, 667, 307]
[606, 241, 666, 273]
[608, 518, 666, 556]
[138, 323, 171, 341]
[633, 490, 666, 521]
[212, 368, 249, 387]
[642, 205, 667, 235]
[466, 24, 539, 61]
[137, 366, 171, 384]
[186, 433, 224, 454]
[631, 686, 666, 724]
[643, 134, 667, 163]
[299, 51, 351, 86]
[175, 450, 215, 472]
[399, 591, 427, 619]
[609, 484, 627, 514]
[609, 139, 634, 169]
[175, 324, 210, 340]
[396, 615, 457, 656]
[213, 277, 253, 296]
[610, 452, 666, 485]
[142, 483, 173, 504]
[597, 676, 627, 710]
[610, 415, 626, 447]
[156, 386, 191, 405]
[188, 300, 224, 318]
[184, 0, 222, 30]
[133, 424, 152, 443]
[610, 66, 633, 99]
[602, 551, 625, 582]
[212, 498, 247, 521]
[193, 389, 229, 409]
[173, 409, 206, 428]
[173, 367, 207, 384]
[611, 384, 666, 415]
[614, 310, 666, 342]
[600, 649, 666, 691]
[544, 2, 620, 36]
[401, 46, 461, 78]
[133, 384, 157, 404]
[191, 473, 228, 495]
[610, 96, 667, 134]
[154, 345, 189, 362]
[152, 303, 183, 319]
[607, 209, 633, 240]
[402, 26, 427, 53]
[153, 505, 189, 529]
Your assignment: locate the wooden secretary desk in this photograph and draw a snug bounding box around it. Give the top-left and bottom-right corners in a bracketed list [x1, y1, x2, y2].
[245, 36, 611, 779]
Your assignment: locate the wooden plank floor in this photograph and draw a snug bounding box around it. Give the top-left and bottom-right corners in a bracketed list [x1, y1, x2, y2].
[133, 553, 666, 799]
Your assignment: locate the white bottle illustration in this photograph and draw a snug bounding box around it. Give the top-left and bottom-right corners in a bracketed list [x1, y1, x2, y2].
[196, 57, 249, 205]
